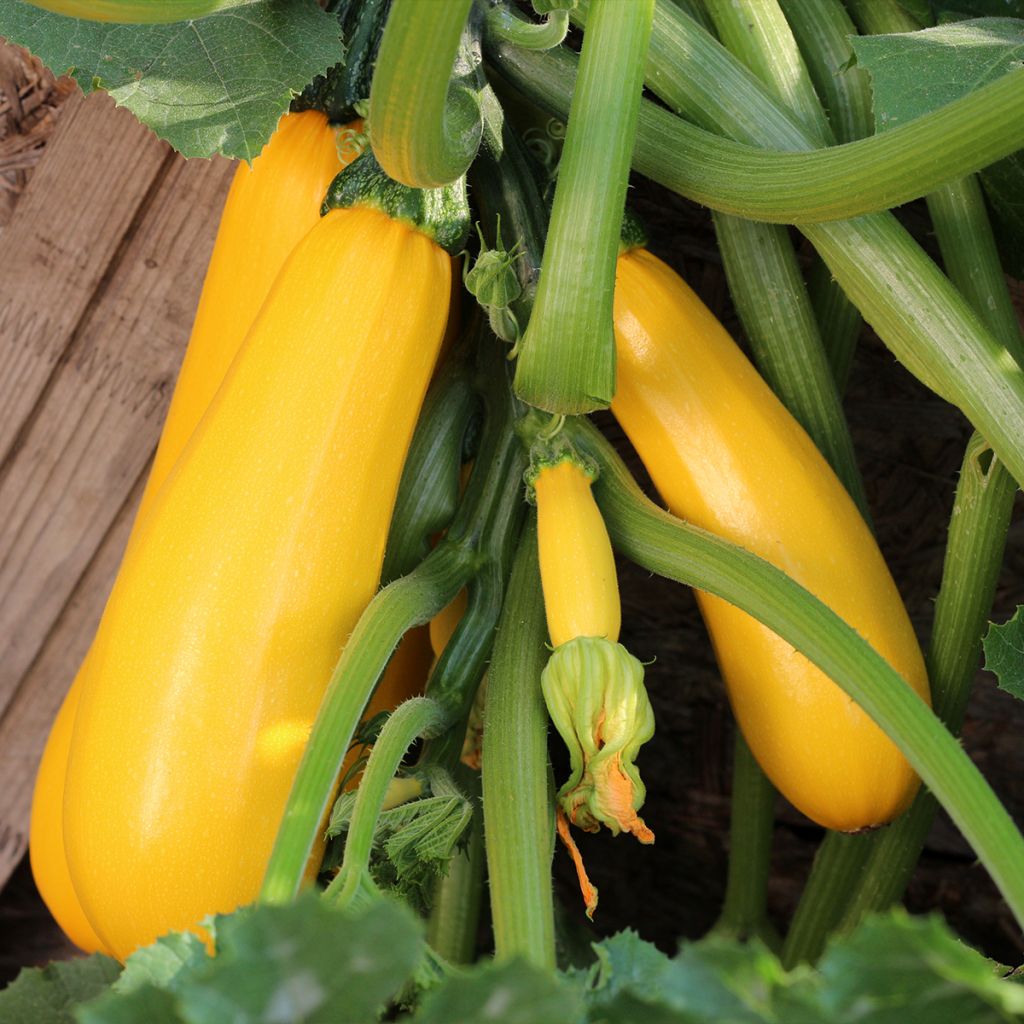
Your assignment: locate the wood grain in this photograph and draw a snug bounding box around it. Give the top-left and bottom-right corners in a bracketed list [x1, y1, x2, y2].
[0, 150, 232, 718]
[0, 469, 146, 888]
[0, 90, 169, 467]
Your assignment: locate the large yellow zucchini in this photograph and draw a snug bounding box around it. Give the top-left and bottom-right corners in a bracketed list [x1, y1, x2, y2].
[611, 245, 930, 832]
[57, 202, 450, 960]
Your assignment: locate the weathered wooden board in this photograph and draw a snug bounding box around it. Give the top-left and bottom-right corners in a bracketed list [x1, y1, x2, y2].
[0, 92, 233, 894]
[0, 91, 169, 465]
[0, 147, 233, 717]
[0, 469, 146, 887]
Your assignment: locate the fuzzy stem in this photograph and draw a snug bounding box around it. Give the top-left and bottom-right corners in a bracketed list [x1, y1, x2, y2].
[513, 0, 653, 412]
[481, 516, 557, 967]
[368, 0, 481, 187]
[325, 698, 447, 908]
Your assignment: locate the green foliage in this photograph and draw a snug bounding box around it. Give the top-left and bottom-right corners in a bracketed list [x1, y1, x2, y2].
[0, 955, 120, 1023]
[979, 152, 1024, 277]
[851, 17, 1024, 131]
[983, 606, 1024, 700]
[0, 0, 341, 160]
[3, 906, 1023, 1023]
[415, 960, 583, 1023]
[326, 768, 474, 913]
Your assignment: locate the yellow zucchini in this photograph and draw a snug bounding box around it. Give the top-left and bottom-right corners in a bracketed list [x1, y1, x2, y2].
[611, 245, 930, 832]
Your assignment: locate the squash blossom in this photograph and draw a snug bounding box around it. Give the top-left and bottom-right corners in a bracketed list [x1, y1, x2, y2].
[542, 635, 655, 842]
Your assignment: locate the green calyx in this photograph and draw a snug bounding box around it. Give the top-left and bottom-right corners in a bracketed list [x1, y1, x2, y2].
[520, 422, 598, 503]
[619, 209, 648, 254]
[541, 636, 655, 842]
[464, 223, 524, 344]
[324, 147, 471, 255]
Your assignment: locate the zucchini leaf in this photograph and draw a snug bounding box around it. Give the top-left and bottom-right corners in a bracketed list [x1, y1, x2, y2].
[0, 954, 120, 1023]
[850, 17, 1024, 131]
[984, 606, 1024, 701]
[0, 0, 341, 160]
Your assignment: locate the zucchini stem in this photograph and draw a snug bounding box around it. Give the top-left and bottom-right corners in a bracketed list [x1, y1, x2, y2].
[368, 0, 482, 188]
[324, 697, 448, 909]
[485, 2, 570, 51]
[568, 419, 1024, 936]
[513, 0, 653, 413]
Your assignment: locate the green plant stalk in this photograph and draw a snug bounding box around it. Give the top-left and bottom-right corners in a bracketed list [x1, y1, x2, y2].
[427, 779, 485, 964]
[778, 0, 871, 388]
[714, 732, 781, 951]
[782, 832, 869, 967]
[484, 39, 1024, 224]
[808, 257, 862, 390]
[368, 0, 481, 187]
[703, 0, 833, 145]
[485, 3, 570, 50]
[564, 418, 1024, 933]
[260, 546, 473, 905]
[481, 516, 557, 968]
[778, 0, 872, 145]
[325, 697, 448, 908]
[605, 0, 1024, 490]
[382, 352, 477, 584]
[513, 0, 653, 413]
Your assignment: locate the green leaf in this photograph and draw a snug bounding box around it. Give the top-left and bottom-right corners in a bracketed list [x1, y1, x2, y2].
[812, 911, 1024, 1021]
[984, 607, 1024, 700]
[76, 985, 184, 1024]
[937, 1, 1024, 19]
[581, 930, 672, 1007]
[178, 894, 422, 1023]
[414, 960, 583, 1023]
[0, 0, 341, 159]
[0, 956, 121, 1024]
[850, 18, 1024, 131]
[113, 933, 209, 996]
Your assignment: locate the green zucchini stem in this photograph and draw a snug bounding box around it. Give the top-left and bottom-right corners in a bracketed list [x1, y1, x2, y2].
[368, 0, 482, 188]
[567, 418, 1024, 938]
[485, 2, 570, 51]
[482, 515, 558, 968]
[513, 0, 653, 413]
[484, 39, 1024, 225]
[324, 697, 448, 909]
[260, 545, 473, 905]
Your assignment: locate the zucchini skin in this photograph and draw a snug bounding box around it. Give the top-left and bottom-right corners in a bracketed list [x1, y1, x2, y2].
[612, 246, 931, 833]
[61, 205, 449, 960]
[28, 113, 406, 957]
[22, 0, 248, 24]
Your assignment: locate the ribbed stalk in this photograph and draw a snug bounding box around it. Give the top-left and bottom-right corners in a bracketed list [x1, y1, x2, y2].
[485, 3, 569, 50]
[704, 0, 833, 145]
[261, 545, 473, 904]
[482, 517, 557, 967]
[714, 733, 781, 950]
[368, 0, 481, 187]
[324, 697, 447, 908]
[484, 38, 1024, 224]
[778, 0, 871, 389]
[427, 784, 485, 964]
[513, 0, 653, 413]
[567, 419, 1024, 934]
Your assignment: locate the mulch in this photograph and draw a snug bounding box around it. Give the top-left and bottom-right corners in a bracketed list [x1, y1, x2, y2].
[1, 38, 1022, 983]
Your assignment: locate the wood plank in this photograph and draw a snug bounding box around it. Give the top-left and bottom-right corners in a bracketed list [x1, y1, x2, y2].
[0, 469, 145, 890]
[0, 152, 234, 723]
[0, 90, 169, 466]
